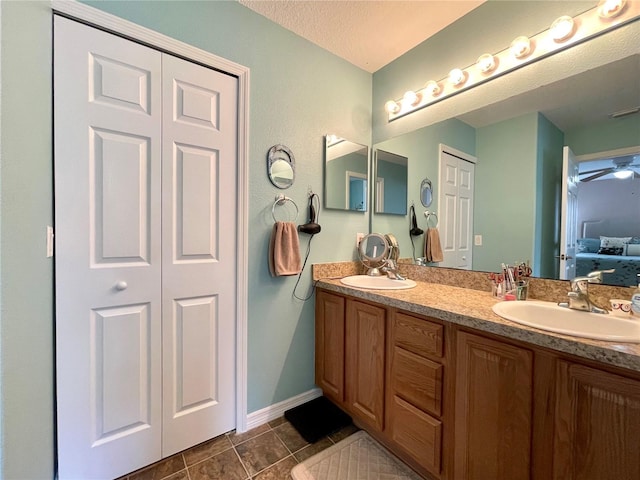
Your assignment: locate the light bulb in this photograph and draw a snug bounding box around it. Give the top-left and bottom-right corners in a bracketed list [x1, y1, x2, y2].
[598, 0, 626, 18]
[403, 90, 421, 107]
[614, 169, 633, 179]
[477, 53, 497, 74]
[384, 100, 400, 114]
[449, 68, 466, 86]
[550, 16, 576, 42]
[424, 80, 441, 96]
[510, 36, 533, 59]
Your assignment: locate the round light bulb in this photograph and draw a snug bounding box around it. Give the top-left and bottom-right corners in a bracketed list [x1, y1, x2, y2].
[598, 0, 626, 18]
[476, 53, 497, 74]
[384, 100, 400, 114]
[550, 16, 576, 42]
[510, 36, 532, 59]
[424, 80, 441, 96]
[449, 68, 466, 87]
[614, 169, 633, 179]
[403, 90, 421, 107]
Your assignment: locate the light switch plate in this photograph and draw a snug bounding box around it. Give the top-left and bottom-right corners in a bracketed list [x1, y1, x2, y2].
[474, 234, 482, 246]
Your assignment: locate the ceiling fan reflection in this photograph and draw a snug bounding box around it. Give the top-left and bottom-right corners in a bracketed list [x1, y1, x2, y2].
[580, 157, 640, 182]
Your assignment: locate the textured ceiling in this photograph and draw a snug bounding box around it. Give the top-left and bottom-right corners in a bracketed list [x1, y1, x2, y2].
[238, 0, 484, 72]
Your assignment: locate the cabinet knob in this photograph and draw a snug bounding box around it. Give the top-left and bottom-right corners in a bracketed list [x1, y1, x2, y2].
[115, 281, 128, 291]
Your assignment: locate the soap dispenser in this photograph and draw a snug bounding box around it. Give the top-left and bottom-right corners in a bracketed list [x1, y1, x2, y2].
[632, 274, 640, 315]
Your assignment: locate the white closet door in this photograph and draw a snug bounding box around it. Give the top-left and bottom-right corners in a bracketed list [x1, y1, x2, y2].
[161, 55, 238, 455]
[54, 17, 163, 480]
[439, 147, 476, 269]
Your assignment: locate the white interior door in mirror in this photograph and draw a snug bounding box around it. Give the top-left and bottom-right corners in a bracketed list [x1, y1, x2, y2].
[560, 146, 578, 280]
[439, 145, 476, 270]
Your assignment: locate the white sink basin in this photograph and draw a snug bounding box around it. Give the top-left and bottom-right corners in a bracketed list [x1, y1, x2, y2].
[492, 300, 640, 342]
[340, 275, 417, 290]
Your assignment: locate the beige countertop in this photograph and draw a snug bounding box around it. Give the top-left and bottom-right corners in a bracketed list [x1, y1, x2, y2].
[316, 277, 640, 373]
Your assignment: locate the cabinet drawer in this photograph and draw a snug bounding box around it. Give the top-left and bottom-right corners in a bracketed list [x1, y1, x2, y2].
[388, 395, 442, 476]
[393, 312, 443, 358]
[392, 346, 443, 416]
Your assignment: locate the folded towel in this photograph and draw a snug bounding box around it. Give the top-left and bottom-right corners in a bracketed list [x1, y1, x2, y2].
[424, 227, 444, 263]
[269, 221, 302, 276]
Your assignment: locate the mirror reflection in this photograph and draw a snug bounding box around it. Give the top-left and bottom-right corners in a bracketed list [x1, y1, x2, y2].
[267, 144, 295, 189]
[324, 135, 369, 211]
[373, 53, 640, 286]
[374, 149, 408, 215]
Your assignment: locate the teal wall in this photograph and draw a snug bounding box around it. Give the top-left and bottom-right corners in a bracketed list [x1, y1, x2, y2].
[376, 159, 407, 214]
[565, 114, 640, 156]
[535, 114, 564, 279]
[326, 152, 369, 210]
[475, 113, 539, 272]
[0, 1, 370, 478]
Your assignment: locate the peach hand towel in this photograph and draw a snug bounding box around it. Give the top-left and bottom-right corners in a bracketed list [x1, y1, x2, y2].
[424, 227, 444, 263]
[269, 221, 302, 276]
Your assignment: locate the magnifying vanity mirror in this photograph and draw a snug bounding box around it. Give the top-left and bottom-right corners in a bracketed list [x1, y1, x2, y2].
[358, 233, 389, 275]
[374, 150, 408, 215]
[420, 179, 433, 207]
[267, 144, 295, 189]
[324, 135, 370, 211]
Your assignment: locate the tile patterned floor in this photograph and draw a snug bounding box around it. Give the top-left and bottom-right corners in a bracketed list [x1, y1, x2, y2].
[118, 417, 359, 480]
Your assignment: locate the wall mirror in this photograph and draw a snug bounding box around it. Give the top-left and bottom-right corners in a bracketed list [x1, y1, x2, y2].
[324, 135, 369, 211]
[374, 149, 408, 215]
[372, 49, 640, 287]
[267, 144, 295, 189]
[420, 179, 433, 207]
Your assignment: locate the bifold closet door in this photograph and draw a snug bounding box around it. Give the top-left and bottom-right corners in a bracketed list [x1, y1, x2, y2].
[54, 17, 163, 480]
[161, 53, 237, 457]
[55, 16, 239, 479]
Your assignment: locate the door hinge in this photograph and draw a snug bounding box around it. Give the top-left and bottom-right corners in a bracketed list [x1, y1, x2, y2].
[47, 226, 54, 258]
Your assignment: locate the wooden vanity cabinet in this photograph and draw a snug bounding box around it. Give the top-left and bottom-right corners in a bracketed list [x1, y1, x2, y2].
[550, 360, 640, 480]
[454, 331, 533, 480]
[314, 290, 386, 430]
[386, 311, 447, 479]
[315, 289, 345, 403]
[316, 289, 640, 480]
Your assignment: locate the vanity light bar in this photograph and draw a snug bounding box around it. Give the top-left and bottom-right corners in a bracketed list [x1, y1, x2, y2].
[385, 0, 640, 121]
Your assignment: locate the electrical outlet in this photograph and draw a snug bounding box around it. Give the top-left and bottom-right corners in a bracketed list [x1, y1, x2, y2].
[474, 234, 482, 246]
[356, 232, 365, 247]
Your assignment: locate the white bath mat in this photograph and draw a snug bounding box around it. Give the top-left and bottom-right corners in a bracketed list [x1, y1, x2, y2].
[290, 430, 423, 480]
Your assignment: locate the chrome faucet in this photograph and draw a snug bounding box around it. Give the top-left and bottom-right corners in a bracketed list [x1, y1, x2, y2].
[381, 258, 406, 280]
[558, 269, 614, 314]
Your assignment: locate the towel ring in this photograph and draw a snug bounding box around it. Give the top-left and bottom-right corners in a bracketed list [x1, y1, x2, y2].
[271, 194, 299, 222]
[424, 211, 438, 228]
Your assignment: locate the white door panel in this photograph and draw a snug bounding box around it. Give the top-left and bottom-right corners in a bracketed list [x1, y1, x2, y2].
[161, 54, 237, 456]
[439, 147, 476, 269]
[55, 17, 238, 478]
[560, 146, 579, 280]
[55, 17, 162, 480]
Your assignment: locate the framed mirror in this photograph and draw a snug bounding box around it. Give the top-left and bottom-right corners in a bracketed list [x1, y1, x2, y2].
[420, 179, 433, 207]
[324, 135, 370, 211]
[372, 53, 640, 287]
[267, 144, 295, 189]
[374, 149, 408, 215]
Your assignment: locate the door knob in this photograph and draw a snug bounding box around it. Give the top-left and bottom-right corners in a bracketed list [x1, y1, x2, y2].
[115, 281, 128, 291]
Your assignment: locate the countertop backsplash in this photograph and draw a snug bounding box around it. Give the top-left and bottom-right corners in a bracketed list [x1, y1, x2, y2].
[312, 260, 636, 309]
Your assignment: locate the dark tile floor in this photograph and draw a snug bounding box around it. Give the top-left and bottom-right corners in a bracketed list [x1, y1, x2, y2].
[119, 417, 359, 480]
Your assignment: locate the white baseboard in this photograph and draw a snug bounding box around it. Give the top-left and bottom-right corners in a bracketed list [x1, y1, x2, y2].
[244, 387, 322, 431]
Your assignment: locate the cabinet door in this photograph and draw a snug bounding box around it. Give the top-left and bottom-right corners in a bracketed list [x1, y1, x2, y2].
[346, 300, 386, 430]
[553, 361, 640, 480]
[315, 290, 345, 403]
[454, 332, 533, 480]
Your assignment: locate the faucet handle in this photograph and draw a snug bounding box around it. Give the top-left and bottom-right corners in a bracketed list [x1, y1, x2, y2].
[586, 269, 615, 283]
